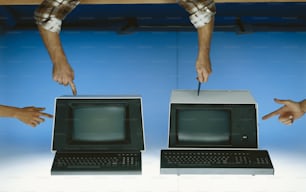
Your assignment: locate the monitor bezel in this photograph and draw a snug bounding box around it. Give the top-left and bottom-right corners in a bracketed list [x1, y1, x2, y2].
[168, 103, 258, 149]
[52, 96, 145, 152]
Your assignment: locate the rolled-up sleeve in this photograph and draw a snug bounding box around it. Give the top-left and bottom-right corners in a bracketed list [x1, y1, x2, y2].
[177, 0, 216, 29]
[34, 0, 80, 33]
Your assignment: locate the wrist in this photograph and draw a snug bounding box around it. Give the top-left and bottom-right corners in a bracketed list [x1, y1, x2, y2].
[53, 56, 69, 67]
[198, 47, 210, 55]
[300, 99, 306, 113]
[12, 107, 22, 119]
[197, 50, 210, 60]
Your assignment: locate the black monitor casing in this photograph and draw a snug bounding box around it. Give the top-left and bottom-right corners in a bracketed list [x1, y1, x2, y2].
[52, 96, 145, 152]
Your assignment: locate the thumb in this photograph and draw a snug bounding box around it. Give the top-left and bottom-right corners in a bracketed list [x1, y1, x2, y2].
[274, 98, 290, 105]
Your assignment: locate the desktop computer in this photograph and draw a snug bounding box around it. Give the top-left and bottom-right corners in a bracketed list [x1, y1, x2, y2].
[160, 90, 274, 175]
[50, 95, 145, 175]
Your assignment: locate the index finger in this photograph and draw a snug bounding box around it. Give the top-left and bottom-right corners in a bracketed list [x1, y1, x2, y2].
[69, 81, 77, 96]
[40, 112, 54, 118]
[262, 108, 281, 120]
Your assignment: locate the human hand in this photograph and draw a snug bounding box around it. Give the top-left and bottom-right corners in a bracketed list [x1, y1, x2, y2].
[53, 62, 77, 95]
[196, 52, 212, 83]
[262, 98, 305, 125]
[15, 106, 53, 128]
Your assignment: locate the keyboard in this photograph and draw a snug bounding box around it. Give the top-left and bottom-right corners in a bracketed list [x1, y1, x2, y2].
[51, 151, 141, 175]
[160, 149, 274, 175]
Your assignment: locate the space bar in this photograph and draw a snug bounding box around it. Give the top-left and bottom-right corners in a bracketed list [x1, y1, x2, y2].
[177, 163, 212, 167]
[67, 165, 101, 169]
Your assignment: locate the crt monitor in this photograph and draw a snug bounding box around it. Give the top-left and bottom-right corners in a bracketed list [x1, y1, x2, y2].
[52, 96, 145, 151]
[168, 90, 258, 148]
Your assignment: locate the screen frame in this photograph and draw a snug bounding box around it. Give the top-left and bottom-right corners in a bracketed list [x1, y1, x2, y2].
[52, 96, 145, 152]
[168, 103, 258, 148]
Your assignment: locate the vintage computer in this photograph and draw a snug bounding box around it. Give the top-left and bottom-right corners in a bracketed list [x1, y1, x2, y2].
[50, 95, 145, 175]
[160, 90, 274, 175]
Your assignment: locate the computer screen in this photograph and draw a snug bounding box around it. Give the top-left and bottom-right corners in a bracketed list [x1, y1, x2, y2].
[52, 96, 144, 151]
[177, 109, 230, 145]
[72, 104, 128, 143]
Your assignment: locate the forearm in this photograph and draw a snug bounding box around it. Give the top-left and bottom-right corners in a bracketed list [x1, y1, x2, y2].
[197, 17, 214, 55]
[34, 0, 79, 65]
[0, 105, 20, 118]
[38, 26, 68, 66]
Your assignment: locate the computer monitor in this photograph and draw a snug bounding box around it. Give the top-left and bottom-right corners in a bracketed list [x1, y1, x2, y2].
[52, 96, 144, 151]
[168, 90, 258, 148]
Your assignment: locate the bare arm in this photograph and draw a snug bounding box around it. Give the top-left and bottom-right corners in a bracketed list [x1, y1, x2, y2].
[178, 0, 216, 83]
[34, 0, 79, 95]
[38, 26, 77, 95]
[196, 17, 214, 82]
[0, 105, 53, 127]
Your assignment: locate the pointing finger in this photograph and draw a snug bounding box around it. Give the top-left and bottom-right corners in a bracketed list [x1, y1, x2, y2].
[69, 81, 77, 96]
[262, 108, 281, 120]
[41, 112, 54, 118]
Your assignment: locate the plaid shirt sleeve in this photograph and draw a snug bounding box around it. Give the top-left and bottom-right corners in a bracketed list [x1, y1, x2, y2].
[34, 0, 80, 33]
[177, 0, 216, 28]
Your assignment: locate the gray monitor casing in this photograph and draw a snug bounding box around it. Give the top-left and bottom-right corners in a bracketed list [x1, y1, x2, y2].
[168, 90, 259, 149]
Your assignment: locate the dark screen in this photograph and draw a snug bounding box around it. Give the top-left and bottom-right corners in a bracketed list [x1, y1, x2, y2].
[177, 109, 230, 144]
[72, 105, 126, 142]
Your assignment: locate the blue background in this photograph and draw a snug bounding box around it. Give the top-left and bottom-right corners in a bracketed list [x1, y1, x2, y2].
[1, 32, 306, 192]
[1, 30, 305, 154]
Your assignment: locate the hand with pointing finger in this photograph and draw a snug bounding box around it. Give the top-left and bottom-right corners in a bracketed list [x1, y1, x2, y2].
[16, 106, 53, 127]
[53, 62, 77, 96]
[0, 105, 53, 128]
[262, 98, 306, 125]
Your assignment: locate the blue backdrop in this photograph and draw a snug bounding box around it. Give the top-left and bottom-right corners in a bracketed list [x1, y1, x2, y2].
[0, 30, 306, 157]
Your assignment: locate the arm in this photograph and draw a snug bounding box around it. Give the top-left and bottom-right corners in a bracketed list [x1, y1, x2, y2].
[262, 98, 306, 125]
[196, 17, 214, 82]
[178, 0, 216, 83]
[0, 105, 53, 128]
[38, 26, 77, 95]
[34, 0, 79, 95]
